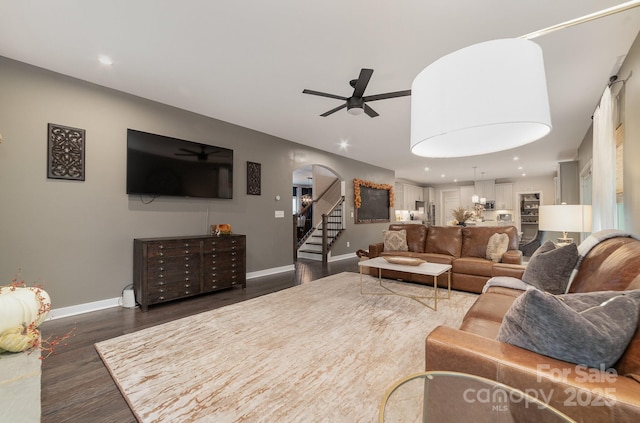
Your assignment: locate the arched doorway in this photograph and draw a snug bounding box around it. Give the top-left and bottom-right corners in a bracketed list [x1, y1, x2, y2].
[292, 165, 343, 261]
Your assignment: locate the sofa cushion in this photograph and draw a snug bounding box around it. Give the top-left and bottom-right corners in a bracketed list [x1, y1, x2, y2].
[383, 229, 408, 252]
[453, 257, 493, 277]
[522, 241, 578, 294]
[461, 226, 519, 259]
[486, 233, 509, 262]
[497, 289, 640, 369]
[388, 224, 428, 253]
[424, 226, 462, 257]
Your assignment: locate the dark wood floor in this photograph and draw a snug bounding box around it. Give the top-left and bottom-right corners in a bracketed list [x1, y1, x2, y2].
[39, 258, 359, 423]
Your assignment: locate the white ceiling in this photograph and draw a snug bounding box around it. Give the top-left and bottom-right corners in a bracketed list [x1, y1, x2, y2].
[1, 1, 639, 186]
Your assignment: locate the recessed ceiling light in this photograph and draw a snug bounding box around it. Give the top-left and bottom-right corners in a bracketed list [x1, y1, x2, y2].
[453, 178, 458, 182]
[518, 166, 523, 170]
[338, 140, 349, 149]
[440, 174, 445, 178]
[98, 55, 113, 65]
[522, 173, 527, 177]
[424, 167, 430, 171]
[513, 156, 519, 161]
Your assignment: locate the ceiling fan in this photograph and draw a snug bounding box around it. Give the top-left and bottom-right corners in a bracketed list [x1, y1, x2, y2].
[175, 145, 221, 161]
[303, 68, 411, 118]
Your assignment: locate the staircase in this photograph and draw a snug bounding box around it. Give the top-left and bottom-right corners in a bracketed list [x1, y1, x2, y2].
[296, 197, 345, 262]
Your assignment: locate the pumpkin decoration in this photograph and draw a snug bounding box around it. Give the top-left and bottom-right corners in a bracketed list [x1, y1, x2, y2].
[0, 286, 51, 353]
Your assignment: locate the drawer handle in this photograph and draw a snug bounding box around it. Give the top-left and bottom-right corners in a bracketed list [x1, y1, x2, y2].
[184, 290, 191, 295]
[159, 274, 164, 278]
[158, 281, 164, 286]
[159, 245, 164, 249]
[185, 277, 190, 281]
[185, 257, 190, 261]
[185, 250, 190, 254]
[159, 267, 164, 271]
[160, 252, 164, 257]
[185, 243, 190, 247]
[159, 288, 165, 293]
[231, 252, 237, 256]
[185, 283, 191, 288]
[159, 260, 164, 264]
[211, 273, 217, 277]
[211, 285, 218, 289]
[158, 296, 165, 301]
[185, 264, 190, 268]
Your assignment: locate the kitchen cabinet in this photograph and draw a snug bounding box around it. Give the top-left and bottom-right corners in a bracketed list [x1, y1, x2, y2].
[495, 183, 513, 210]
[395, 183, 423, 209]
[474, 179, 496, 201]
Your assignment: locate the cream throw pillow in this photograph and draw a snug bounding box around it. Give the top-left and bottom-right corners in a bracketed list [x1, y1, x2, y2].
[486, 233, 509, 262]
[383, 229, 409, 252]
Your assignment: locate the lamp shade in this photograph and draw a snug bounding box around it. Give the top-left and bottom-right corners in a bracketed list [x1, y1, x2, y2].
[410, 38, 552, 158]
[539, 205, 593, 233]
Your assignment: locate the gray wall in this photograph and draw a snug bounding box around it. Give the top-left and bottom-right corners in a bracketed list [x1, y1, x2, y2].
[0, 57, 394, 308]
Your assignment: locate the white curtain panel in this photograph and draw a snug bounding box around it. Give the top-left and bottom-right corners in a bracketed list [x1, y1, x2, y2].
[592, 86, 617, 232]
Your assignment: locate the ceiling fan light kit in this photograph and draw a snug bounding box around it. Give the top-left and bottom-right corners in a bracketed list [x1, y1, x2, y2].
[410, 38, 552, 158]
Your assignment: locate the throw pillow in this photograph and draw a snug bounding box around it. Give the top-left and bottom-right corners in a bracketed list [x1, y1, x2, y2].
[522, 241, 578, 294]
[497, 289, 640, 369]
[486, 233, 510, 262]
[383, 229, 408, 252]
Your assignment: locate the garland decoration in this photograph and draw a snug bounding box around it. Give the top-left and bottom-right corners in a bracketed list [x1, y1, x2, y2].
[353, 179, 394, 209]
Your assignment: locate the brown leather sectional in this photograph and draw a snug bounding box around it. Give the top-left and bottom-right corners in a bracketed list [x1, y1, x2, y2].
[426, 236, 640, 421]
[367, 224, 525, 293]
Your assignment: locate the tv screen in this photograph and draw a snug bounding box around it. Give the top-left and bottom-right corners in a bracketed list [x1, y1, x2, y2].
[126, 129, 233, 199]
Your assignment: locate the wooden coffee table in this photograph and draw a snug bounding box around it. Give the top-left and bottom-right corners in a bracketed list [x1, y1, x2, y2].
[358, 257, 451, 310]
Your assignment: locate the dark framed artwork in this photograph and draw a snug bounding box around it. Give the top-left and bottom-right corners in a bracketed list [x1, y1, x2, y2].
[47, 123, 86, 181]
[247, 161, 261, 195]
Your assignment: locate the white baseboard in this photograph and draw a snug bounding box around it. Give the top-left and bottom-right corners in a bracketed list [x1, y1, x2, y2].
[246, 264, 295, 279]
[47, 264, 299, 320]
[48, 297, 122, 321]
[327, 252, 357, 262]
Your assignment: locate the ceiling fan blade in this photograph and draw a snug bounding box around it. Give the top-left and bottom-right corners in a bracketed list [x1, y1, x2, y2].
[320, 103, 347, 117]
[363, 90, 411, 102]
[177, 148, 199, 154]
[302, 89, 347, 101]
[352, 68, 373, 98]
[364, 104, 379, 118]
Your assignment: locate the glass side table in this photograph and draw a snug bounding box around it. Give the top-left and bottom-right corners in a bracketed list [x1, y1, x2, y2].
[380, 371, 576, 423]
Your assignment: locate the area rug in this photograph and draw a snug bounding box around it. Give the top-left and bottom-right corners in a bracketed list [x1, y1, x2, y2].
[95, 272, 477, 422]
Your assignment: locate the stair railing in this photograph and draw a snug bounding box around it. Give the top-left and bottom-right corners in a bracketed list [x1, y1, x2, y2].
[293, 178, 343, 260]
[321, 196, 345, 263]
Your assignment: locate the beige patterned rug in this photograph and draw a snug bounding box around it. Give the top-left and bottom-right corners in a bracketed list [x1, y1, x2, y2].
[95, 272, 477, 422]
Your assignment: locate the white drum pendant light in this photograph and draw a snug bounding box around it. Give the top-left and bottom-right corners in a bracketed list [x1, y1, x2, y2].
[410, 38, 551, 158]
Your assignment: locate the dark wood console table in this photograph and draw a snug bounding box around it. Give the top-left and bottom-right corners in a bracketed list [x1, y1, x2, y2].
[133, 234, 246, 311]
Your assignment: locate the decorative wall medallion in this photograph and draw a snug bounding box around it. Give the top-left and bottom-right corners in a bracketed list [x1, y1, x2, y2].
[247, 161, 261, 195]
[47, 123, 85, 181]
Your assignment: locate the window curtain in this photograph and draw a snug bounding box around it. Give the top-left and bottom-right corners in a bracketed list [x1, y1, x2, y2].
[592, 86, 617, 231]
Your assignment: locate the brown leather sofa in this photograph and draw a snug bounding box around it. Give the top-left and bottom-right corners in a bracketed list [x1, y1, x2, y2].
[425, 236, 640, 422]
[367, 224, 525, 293]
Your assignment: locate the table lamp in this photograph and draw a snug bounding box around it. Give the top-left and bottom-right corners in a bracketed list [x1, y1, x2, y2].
[538, 204, 592, 245]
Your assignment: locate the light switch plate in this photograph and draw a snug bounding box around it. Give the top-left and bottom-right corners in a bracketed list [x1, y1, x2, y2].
[275, 210, 285, 218]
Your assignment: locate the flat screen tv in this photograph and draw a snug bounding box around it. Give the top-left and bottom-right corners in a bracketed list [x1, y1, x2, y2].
[126, 129, 233, 199]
